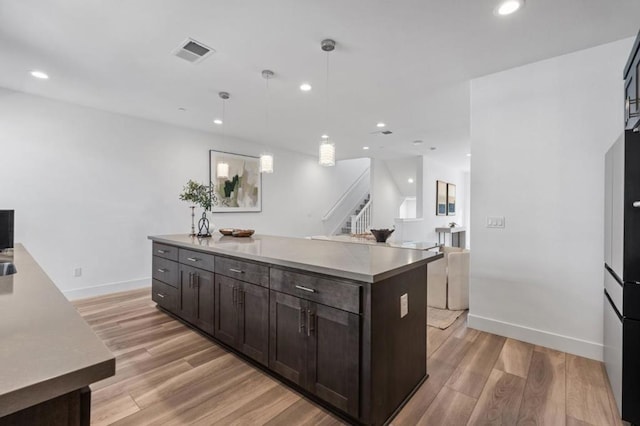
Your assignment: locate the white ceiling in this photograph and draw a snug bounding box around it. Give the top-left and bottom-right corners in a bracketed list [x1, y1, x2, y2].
[1, 0, 639, 171]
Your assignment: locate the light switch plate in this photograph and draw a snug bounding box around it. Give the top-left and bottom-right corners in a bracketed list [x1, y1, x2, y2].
[400, 293, 408, 318]
[487, 216, 505, 228]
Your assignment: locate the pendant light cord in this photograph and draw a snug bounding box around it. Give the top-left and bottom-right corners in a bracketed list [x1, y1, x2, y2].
[325, 51, 330, 138]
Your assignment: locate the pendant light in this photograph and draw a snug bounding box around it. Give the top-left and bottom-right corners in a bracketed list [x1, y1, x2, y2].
[260, 69, 275, 174]
[319, 39, 336, 167]
[216, 91, 230, 179]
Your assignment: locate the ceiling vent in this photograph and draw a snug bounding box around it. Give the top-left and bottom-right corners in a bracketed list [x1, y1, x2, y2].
[173, 38, 215, 64]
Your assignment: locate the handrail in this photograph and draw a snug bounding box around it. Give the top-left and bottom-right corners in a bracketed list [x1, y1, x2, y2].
[350, 200, 372, 235]
[322, 168, 370, 221]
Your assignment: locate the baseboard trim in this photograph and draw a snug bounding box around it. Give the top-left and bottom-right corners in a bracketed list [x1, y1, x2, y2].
[63, 278, 150, 301]
[468, 313, 603, 361]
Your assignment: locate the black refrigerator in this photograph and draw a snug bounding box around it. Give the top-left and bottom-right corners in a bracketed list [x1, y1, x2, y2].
[604, 30, 640, 424]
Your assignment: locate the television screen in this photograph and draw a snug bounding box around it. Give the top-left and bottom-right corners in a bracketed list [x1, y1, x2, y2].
[0, 210, 14, 250]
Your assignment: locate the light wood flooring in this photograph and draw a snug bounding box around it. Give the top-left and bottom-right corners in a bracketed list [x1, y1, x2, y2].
[74, 288, 622, 426]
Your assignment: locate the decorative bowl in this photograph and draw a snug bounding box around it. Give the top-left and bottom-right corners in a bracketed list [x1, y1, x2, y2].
[219, 228, 234, 236]
[370, 228, 394, 243]
[232, 229, 255, 238]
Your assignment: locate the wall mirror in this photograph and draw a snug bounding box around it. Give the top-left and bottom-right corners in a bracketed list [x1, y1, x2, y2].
[436, 181, 447, 216]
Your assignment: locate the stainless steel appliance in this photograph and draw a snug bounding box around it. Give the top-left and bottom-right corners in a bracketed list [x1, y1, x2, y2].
[604, 131, 640, 423]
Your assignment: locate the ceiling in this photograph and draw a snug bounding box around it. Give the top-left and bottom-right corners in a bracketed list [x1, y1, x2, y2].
[1, 0, 639, 171]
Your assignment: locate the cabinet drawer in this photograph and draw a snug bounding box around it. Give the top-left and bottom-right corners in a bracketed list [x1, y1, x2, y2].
[179, 248, 215, 272]
[153, 242, 179, 261]
[152, 279, 177, 312]
[215, 256, 269, 287]
[152, 256, 179, 288]
[270, 268, 361, 314]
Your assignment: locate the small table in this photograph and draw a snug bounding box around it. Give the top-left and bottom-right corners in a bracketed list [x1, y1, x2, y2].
[435, 226, 466, 248]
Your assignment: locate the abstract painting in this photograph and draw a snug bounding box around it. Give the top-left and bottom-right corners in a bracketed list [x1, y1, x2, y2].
[209, 150, 262, 212]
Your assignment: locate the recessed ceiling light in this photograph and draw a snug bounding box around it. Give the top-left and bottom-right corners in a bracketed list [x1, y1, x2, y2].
[363, 146, 370, 150]
[321, 134, 329, 139]
[408, 178, 414, 183]
[300, 83, 312, 92]
[466, 153, 472, 157]
[376, 122, 386, 128]
[213, 119, 223, 125]
[495, 0, 524, 16]
[30, 70, 49, 79]
[412, 140, 423, 146]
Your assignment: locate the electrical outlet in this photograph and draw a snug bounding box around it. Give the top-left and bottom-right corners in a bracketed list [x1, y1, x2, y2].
[486, 216, 505, 228]
[73, 267, 82, 277]
[400, 293, 408, 318]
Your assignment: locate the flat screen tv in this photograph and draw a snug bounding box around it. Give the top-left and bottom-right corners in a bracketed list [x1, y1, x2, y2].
[0, 210, 14, 250]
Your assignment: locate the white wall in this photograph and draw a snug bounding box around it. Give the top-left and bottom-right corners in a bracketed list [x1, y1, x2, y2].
[0, 88, 368, 299]
[469, 38, 633, 360]
[370, 159, 403, 229]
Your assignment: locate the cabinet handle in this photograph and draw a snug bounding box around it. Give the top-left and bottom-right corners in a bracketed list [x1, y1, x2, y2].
[157, 268, 167, 273]
[298, 308, 305, 334]
[156, 293, 165, 298]
[233, 286, 238, 305]
[295, 285, 316, 293]
[229, 268, 244, 274]
[157, 249, 168, 254]
[186, 257, 199, 262]
[188, 272, 193, 288]
[634, 201, 640, 208]
[626, 96, 631, 123]
[194, 274, 199, 289]
[307, 309, 315, 337]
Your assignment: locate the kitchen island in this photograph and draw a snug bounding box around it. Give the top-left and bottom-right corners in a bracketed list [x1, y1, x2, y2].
[0, 245, 115, 424]
[148, 234, 441, 425]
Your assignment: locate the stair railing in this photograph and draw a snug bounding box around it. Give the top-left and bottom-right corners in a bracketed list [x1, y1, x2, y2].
[350, 200, 372, 235]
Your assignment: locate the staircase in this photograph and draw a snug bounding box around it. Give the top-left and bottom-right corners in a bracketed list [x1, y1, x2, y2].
[341, 194, 371, 235]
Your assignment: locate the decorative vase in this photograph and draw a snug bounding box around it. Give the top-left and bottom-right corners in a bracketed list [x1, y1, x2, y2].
[197, 211, 212, 237]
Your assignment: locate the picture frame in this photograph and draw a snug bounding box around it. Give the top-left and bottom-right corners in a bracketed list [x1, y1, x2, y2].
[436, 180, 447, 216]
[209, 150, 262, 212]
[447, 183, 456, 216]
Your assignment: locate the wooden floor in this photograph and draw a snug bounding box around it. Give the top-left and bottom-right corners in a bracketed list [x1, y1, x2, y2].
[73, 288, 622, 426]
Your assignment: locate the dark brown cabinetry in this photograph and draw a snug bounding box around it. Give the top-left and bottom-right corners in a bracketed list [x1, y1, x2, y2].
[214, 275, 269, 365]
[624, 30, 640, 130]
[269, 289, 360, 418]
[178, 264, 214, 335]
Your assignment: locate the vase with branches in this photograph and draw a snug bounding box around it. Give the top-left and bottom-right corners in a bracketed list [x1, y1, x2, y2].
[179, 180, 213, 237]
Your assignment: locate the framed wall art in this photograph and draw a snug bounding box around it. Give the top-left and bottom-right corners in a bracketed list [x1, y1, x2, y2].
[209, 150, 262, 212]
[436, 180, 447, 216]
[447, 183, 456, 215]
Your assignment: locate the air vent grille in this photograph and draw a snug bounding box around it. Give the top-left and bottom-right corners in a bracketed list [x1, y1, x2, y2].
[173, 38, 215, 64]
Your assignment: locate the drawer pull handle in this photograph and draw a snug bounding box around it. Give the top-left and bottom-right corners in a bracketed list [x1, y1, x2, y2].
[229, 268, 244, 274]
[157, 249, 168, 254]
[157, 268, 167, 273]
[634, 201, 640, 208]
[156, 293, 165, 298]
[295, 285, 316, 293]
[187, 257, 199, 262]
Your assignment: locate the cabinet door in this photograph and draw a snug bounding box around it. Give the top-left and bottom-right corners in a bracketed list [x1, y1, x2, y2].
[306, 303, 360, 418]
[214, 275, 239, 348]
[178, 265, 197, 322]
[193, 268, 214, 335]
[269, 291, 306, 387]
[238, 281, 269, 365]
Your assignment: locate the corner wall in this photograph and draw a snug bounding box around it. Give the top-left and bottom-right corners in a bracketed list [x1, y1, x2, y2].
[0, 89, 368, 299]
[469, 38, 633, 360]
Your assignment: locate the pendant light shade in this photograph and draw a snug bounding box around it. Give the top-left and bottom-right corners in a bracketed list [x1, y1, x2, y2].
[217, 161, 229, 179]
[259, 153, 274, 173]
[319, 140, 335, 167]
